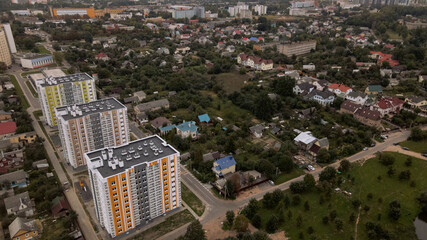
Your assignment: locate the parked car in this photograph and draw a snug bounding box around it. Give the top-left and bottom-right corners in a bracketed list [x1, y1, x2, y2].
[402, 147, 409, 150]
[371, 143, 376, 147]
[306, 165, 315, 171]
[363, 147, 368, 151]
[268, 180, 275, 186]
[422, 153, 427, 157]
[393, 142, 400, 146]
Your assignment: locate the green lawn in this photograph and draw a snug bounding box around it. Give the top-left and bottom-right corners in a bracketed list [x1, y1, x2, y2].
[274, 168, 305, 185]
[254, 152, 427, 240]
[400, 140, 427, 154]
[26, 80, 38, 97]
[181, 183, 205, 216]
[21, 71, 42, 77]
[214, 72, 249, 94]
[36, 45, 51, 54]
[8, 75, 30, 109]
[131, 209, 194, 240]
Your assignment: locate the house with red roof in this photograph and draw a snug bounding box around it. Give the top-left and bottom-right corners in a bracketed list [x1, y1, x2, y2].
[374, 97, 404, 117]
[95, 52, 110, 61]
[0, 121, 16, 138]
[369, 51, 399, 67]
[328, 83, 352, 97]
[237, 53, 273, 71]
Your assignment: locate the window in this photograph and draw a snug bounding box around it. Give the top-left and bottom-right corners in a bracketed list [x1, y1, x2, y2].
[111, 181, 116, 185]
[122, 177, 126, 181]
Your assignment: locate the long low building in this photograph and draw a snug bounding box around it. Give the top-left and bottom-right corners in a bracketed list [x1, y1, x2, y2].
[21, 54, 54, 69]
[85, 135, 181, 237]
[278, 40, 317, 57]
[52, 8, 96, 18]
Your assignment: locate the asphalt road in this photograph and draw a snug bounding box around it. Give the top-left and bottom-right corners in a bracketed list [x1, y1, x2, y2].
[130, 121, 147, 139]
[166, 128, 415, 239]
[8, 68, 99, 240]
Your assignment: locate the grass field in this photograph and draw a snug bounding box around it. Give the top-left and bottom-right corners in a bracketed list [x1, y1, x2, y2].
[400, 140, 427, 154]
[255, 152, 427, 240]
[26, 80, 38, 97]
[274, 168, 305, 185]
[36, 45, 51, 54]
[8, 75, 30, 109]
[181, 183, 205, 216]
[21, 71, 42, 77]
[131, 209, 194, 240]
[214, 72, 249, 94]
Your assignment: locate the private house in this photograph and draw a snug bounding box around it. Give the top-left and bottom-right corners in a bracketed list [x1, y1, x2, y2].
[0, 121, 17, 138]
[95, 52, 110, 61]
[151, 117, 171, 129]
[293, 82, 315, 95]
[176, 121, 198, 139]
[237, 53, 273, 71]
[159, 124, 176, 135]
[308, 137, 329, 158]
[294, 131, 318, 151]
[134, 99, 170, 113]
[133, 91, 147, 102]
[354, 107, 382, 129]
[136, 112, 148, 124]
[0, 110, 12, 122]
[312, 79, 330, 91]
[0, 170, 29, 189]
[213, 155, 236, 178]
[0, 150, 24, 174]
[374, 97, 404, 117]
[405, 96, 427, 109]
[249, 124, 265, 138]
[369, 51, 399, 67]
[328, 83, 352, 97]
[198, 113, 212, 125]
[305, 90, 335, 106]
[346, 91, 368, 105]
[9, 217, 40, 240]
[51, 196, 71, 218]
[365, 85, 383, 95]
[339, 100, 362, 115]
[4, 191, 35, 217]
[419, 75, 427, 83]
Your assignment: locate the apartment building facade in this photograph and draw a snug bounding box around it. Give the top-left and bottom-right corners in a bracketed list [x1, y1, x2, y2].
[85, 135, 181, 237]
[278, 40, 317, 57]
[56, 98, 129, 168]
[36, 73, 96, 127]
[0, 24, 17, 67]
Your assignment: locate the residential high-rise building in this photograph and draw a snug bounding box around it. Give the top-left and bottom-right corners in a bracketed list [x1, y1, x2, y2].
[56, 98, 130, 168]
[253, 5, 267, 15]
[278, 40, 317, 57]
[36, 73, 96, 127]
[228, 2, 249, 16]
[0, 24, 17, 67]
[85, 135, 181, 237]
[171, 6, 205, 19]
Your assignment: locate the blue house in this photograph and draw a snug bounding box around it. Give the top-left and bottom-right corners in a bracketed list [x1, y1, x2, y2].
[176, 121, 198, 139]
[249, 37, 259, 42]
[159, 124, 177, 135]
[198, 113, 211, 124]
[213, 155, 236, 178]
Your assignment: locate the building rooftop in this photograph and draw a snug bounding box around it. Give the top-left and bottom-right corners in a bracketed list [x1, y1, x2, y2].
[42, 69, 66, 78]
[56, 98, 125, 121]
[39, 73, 93, 87]
[86, 135, 178, 178]
[21, 54, 52, 60]
[0, 121, 16, 135]
[214, 155, 236, 172]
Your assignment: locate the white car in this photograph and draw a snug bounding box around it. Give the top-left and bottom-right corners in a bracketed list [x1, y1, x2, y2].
[306, 165, 315, 171]
[363, 147, 368, 151]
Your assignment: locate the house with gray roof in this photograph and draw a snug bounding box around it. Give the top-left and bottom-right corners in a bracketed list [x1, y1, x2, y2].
[0, 170, 29, 189]
[346, 91, 368, 105]
[305, 90, 335, 106]
[9, 217, 40, 240]
[4, 191, 35, 217]
[134, 99, 170, 113]
[249, 124, 265, 138]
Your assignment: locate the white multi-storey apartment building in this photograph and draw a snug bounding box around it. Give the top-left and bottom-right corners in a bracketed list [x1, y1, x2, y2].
[253, 5, 267, 15]
[85, 135, 181, 237]
[36, 73, 96, 127]
[56, 98, 129, 168]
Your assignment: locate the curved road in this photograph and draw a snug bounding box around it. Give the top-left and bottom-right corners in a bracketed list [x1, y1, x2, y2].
[161, 128, 417, 239]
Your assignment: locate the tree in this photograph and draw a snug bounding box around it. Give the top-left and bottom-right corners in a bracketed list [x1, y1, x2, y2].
[54, 52, 64, 66]
[266, 215, 279, 233]
[274, 77, 295, 97]
[319, 167, 336, 182]
[388, 201, 401, 221]
[329, 210, 337, 221]
[409, 127, 427, 141]
[379, 153, 395, 166]
[243, 198, 259, 220]
[335, 219, 343, 230]
[339, 160, 351, 172]
[398, 170, 411, 180]
[225, 180, 235, 198]
[226, 210, 235, 226]
[251, 214, 262, 228]
[316, 148, 331, 163]
[322, 216, 329, 225]
[234, 215, 250, 232]
[290, 181, 306, 194]
[184, 220, 206, 240]
[303, 174, 316, 190]
[405, 157, 412, 167]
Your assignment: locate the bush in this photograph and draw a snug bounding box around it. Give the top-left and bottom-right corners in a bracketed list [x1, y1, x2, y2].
[234, 215, 250, 232]
[266, 215, 279, 233]
[398, 170, 411, 180]
[379, 153, 395, 166]
[251, 214, 262, 229]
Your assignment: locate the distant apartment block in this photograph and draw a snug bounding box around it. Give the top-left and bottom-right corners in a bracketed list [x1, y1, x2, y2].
[253, 5, 267, 15]
[170, 6, 205, 19]
[36, 73, 97, 127]
[86, 135, 181, 237]
[56, 98, 129, 168]
[20, 54, 54, 69]
[0, 24, 17, 67]
[12, 0, 48, 3]
[52, 8, 96, 18]
[228, 2, 249, 16]
[278, 40, 317, 57]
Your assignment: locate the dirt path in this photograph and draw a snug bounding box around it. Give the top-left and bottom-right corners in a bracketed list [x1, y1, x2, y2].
[354, 205, 362, 240]
[383, 146, 427, 160]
